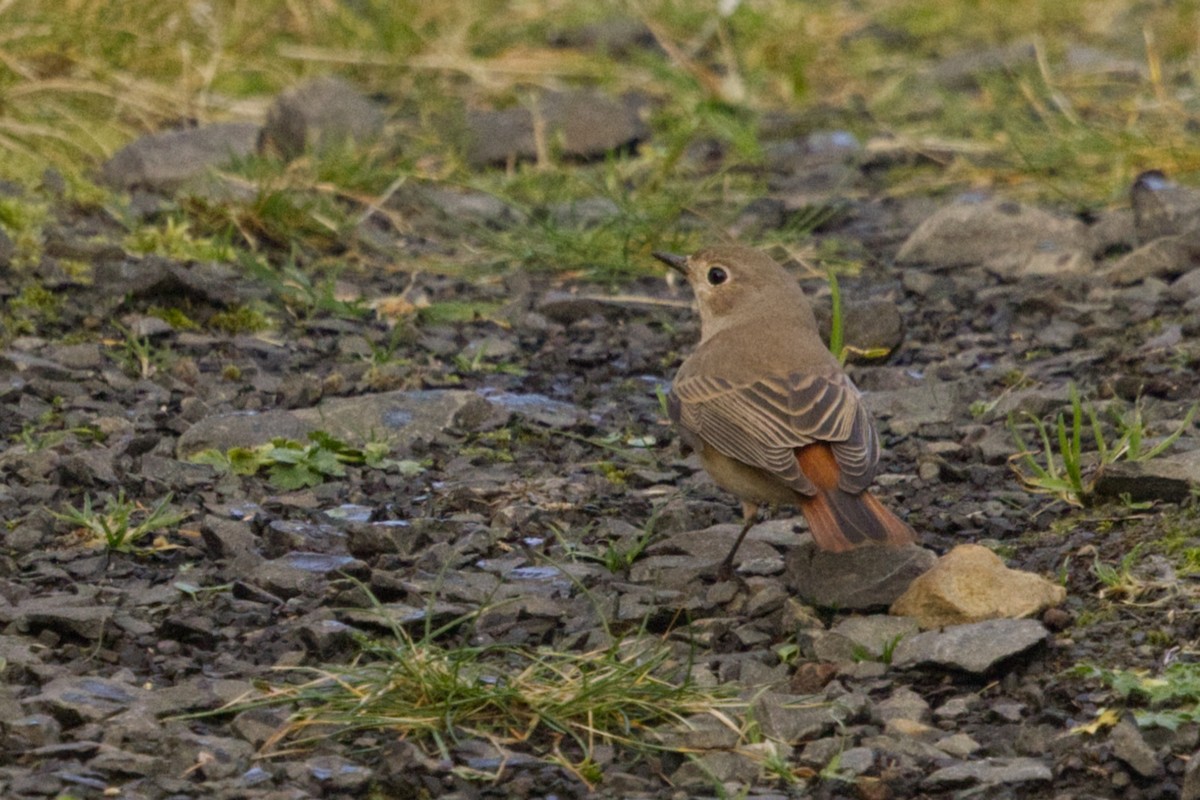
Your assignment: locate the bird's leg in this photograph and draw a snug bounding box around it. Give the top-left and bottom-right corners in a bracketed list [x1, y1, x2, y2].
[716, 501, 761, 580]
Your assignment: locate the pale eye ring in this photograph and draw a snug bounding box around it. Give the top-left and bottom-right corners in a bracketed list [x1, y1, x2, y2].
[707, 266, 728, 285]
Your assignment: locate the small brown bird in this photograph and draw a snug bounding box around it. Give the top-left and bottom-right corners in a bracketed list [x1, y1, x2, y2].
[655, 245, 915, 575]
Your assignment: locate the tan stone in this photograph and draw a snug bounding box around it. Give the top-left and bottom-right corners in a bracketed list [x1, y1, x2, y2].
[889, 544, 1066, 629]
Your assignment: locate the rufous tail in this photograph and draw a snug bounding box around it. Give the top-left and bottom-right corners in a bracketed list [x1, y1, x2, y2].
[795, 443, 916, 553]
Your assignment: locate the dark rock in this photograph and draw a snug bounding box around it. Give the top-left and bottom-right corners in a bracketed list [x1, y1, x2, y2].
[94, 256, 263, 307]
[262, 76, 385, 159]
[892, 619, 1050, 673]
[785, 542, 936, 610]
[101, 122, 260, 192]
[1092, 454, 1200, 504]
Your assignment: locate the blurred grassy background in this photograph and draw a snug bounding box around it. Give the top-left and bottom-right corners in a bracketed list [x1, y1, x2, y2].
[2, 0, 1199, 283]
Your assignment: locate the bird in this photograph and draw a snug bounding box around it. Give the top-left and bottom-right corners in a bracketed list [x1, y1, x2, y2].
[654, 245, 915, 577]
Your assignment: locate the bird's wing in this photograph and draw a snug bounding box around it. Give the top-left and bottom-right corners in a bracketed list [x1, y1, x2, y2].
[670, 370, 879, 495]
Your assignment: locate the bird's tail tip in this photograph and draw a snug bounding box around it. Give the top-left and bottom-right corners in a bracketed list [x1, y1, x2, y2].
[800, 488, 916, 553]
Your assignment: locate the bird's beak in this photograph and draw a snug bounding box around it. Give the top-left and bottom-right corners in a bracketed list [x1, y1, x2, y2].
[652, 251, 689, 275]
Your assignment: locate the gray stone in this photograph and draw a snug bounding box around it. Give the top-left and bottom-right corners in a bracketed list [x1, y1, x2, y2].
[476, 390, 585, 428]
[176, 389, 494, 459]
[1184, 745, 1200, 800]
[1110, 717, 1161, 778]
[785, 542, 936, 610]
[0, 595, 115, 641]
[1169, 268, 1200, 302]
[1131, 170, 1200, 243]
[549, 197, 623, 227]
[936, 732, 982, 757]
[1089, 207, 1137, 254]
[254, 559, 326, 600]
[836, 746, 876, 776]
[896, 197, 1092, 277]
[830, 614, 919, 659]
[4, 714, 62, 748]
[101, 122, 260, 192]
[752, 693, 842, 742]
[655, 713, 741, 750]
[89, 747, 162, 777]
[935, 695, 978, 720]
[262, 76, 385, 159]
[464, 90, 649, 167]
[843, 298, 905, 359]
[922, 757, 1053, 789]
[1105, 228, 1200, 285]
[669, 750, 760, 788]
[892, 618, 1050, 673]
[798, 736, 843, 767]
[930, 41, 1038, 90]
[636, 523, 796, 586]
[143, 677, 256, 717]
[861, 733, 951, 764]
[1092, 454, 1200, 504]
[94, 257, 262, 307]
[26, 676, 147, 724]
[876, 687, 932, 723]
[44, 343, 105, 371]
[419, 186, 525, 226]
[863, 380, 965, 433]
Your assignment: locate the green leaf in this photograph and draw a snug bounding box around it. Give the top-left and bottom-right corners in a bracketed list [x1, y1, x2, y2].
[227, 446, 271, 475]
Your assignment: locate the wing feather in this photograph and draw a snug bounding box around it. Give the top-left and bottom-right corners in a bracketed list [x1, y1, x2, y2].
[671, 370, 879, 495]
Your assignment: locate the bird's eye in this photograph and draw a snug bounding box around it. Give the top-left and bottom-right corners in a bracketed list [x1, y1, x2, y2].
[707, 266, 728, 285]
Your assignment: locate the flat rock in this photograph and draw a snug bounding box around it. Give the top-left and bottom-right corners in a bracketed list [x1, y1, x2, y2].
[751, 692, 843, 742]
[0, 595, 115, 641]
[814, 614, 919, 662]
[786, 542, 936, 610]
[464, 90, 649, 167]
[261, 76, 385, 159]
[922, 757, 1053, 789]
[100, 122, 260, 192]
[1092, 452, 1200, 504]
[892, 618, 1050, 673]
[669, 750, 760, 788]
[25, 676, 148, 724]
[896, 197, 1093, 277]
[863, 379, 964, 432]
[176, 389, 494, 459]
[93, 257, 264, 307]
[1104, 228, 1200, 285]
[890, 544, 1066, 629]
